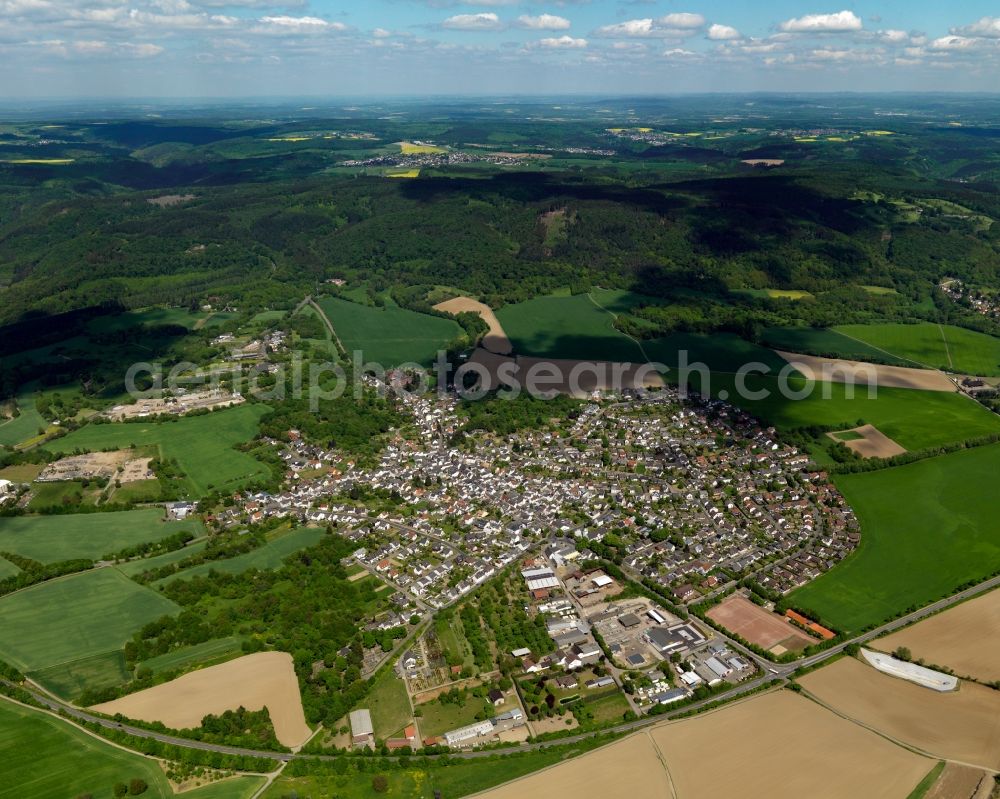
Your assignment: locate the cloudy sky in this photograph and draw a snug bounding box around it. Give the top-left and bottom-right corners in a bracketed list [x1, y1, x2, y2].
[4, 0, 1000, 97]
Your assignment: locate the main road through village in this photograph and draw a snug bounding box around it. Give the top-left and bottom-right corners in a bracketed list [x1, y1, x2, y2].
[6, 571, 1000, 766]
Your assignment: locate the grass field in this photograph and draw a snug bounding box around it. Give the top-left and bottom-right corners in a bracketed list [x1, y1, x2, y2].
[736, 288, 814, 301]
[363, 667, 413, 739]
[0, 568, 179, 674]
[496, 290, 647, 362]
[44, 404, 270, 497]
[417, 697, 488, 739]
[761, 327, 913, 366]
[789, 444, 1000, 632]
[86, 307, 212, 334]
[0, 462, 43, 482]
[0, 390, 46, 447]
[645, 331, 792, 374]
[316, 295, 461, 366]
[116, 539, 208, 577]
[399, 141, 445, 155]
[0, 555, 20, 579]
[264, 740, 606, 799]
[154, 527, 325, 587]
[835, 323, 1000, 375]
[184, 778, 268, 799]
[0, 697, 174, 799]
[691, 372, 1000, 452]
[27, 479, 100, 510]
[30, 649, 131, 701]
[0, 508, 202, 563]
[139, 635, 246, 675]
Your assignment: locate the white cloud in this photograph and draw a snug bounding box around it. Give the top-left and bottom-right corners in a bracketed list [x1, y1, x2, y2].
[663, 47, 696, 57]
[539, 34, 586, 48]
[442, 12, 503, 31]
[931, 35, 978, 50]
[517, 14, 570, 31]
[953, 17, 1000, 39]
[372, 27, 392, 38]
[658, 13, 704, 29]
[122, 42, 165, 57]
[878, 29, 909, 43]
[779, 10, 862, 33]
[707, 23, 740, 41]
[594, 18, 695, 39]
[260, 16, 333, 28]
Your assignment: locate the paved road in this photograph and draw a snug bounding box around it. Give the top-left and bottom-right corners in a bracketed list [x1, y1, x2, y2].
[7, 571, 1000, 765]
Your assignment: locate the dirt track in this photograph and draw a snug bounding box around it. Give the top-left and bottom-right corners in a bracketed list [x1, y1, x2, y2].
[828, 424, 908, 459]
[433, 297, 513, 355]
[799, 657, 1000, 770]
[775, 351, 957, 392]
[91, 651, 311, 748]
[877, 588, 1000, 684]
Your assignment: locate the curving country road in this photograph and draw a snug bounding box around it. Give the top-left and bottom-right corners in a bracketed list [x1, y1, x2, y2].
[5, 570, 1000, 766]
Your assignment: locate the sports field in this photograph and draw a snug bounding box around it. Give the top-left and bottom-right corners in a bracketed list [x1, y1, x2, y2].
[789, 444, 1000, 632]
[317, 295, 461, 366]
[0, 697, 174, 799]
[0, 508, 202, 563]
[153, 527, 325, 587]
[0, 568, 180, 674]
[835, 323, 1000, 375]
[44, 404, 270, 497]
[695, 373, 1000, 452]
[496, 290, 647, 362]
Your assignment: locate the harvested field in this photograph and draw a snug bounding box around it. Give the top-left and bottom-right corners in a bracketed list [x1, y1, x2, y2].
[774, 350, 957, 391]
[650, 690, 933, 799]
[433, 296, 513, 355]
[877, 588, 1000, 684]
[925, 764, 991, 799]
[91, 651, 311, 748]
[706, 595, 813, 652]
[468, 349, 664, 398]
[477, 731, 673, 799]
[827, 424, 907, 458]
[799, 657, 1000, 770]
[742, 158, 785, 166]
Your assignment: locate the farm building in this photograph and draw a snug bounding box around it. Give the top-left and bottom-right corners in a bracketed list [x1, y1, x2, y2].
[350, 709, 374, 747]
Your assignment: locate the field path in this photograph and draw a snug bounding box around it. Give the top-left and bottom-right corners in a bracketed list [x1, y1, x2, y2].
[645, 731, 679, 799]
[833, 329, 932, 369]
[799, 686, 1000, 774]
[305, 297, 346, 357]
[585, 291, 651, 362]
[939, 324, 955, 369]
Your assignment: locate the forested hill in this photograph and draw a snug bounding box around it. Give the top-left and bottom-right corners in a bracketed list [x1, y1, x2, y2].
[2, 165, 999, 331]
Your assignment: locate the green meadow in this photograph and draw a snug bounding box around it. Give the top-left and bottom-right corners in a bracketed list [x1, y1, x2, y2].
[0, 556, 20, 579]
[496, 290, 647, 362]
[317, 295, 461, 366]
[0, 390, 46, 447]
[138, 635, 245, 675]
[693, 372, 1000, 452]
[153, 526, 325, 587]
[835, 322, 1000, 375]
[44, 404, 270, 497]
[31, 649, 131, 701]
[116, 539, 208, 577]
[0, 508, 202, 562]
[789, 444, 1000, 632]
[0, 568, 179, 674]
[0, 697, 174, 799]
[761, 326, 913, 366]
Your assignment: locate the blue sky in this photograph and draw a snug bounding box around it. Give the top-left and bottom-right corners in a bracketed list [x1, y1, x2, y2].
[3, 0, 1000, 97]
